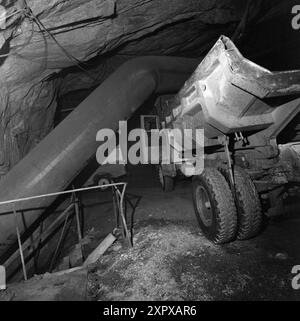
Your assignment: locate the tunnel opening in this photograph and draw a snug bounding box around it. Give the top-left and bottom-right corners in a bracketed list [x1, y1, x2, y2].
[0, 0, 299, 302]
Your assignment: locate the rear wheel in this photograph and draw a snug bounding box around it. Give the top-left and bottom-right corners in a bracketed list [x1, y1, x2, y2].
[219, 166, 262, 240]
[192, 168, 237, 244]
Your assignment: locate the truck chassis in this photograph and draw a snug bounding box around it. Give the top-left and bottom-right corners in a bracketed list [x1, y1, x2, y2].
[154, 36, 300, 244]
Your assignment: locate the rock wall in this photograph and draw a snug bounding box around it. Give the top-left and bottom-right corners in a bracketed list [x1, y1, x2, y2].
[0, 0, 257, 175]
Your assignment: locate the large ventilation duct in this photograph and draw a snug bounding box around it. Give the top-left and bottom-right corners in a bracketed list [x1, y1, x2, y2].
[0, 56, 198, 257]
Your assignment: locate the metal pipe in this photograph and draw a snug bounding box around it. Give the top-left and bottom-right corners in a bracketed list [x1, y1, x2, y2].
[0, 56, 198, 258]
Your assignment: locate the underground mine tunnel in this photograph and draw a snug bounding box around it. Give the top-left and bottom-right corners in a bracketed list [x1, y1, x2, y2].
[0, 0, 300, 302]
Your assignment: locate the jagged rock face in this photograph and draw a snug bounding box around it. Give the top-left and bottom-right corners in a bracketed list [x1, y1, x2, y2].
[0, 0, 297, 175]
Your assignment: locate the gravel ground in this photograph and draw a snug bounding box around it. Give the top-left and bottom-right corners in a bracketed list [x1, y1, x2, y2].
[1, 165, 300, 301]
[88, 220, 300, 301]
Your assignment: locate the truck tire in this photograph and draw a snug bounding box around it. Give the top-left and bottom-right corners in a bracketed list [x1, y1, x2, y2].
[219, 166, 262, 240]
[158, 165, 175, 192]
[192, 168, 237, 244]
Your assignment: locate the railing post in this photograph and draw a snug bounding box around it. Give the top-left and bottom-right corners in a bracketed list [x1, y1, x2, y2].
[74, 194, 83, 243]
[0, 182, 128, 278]
[0, 265, 5, 290]
[13, 204, 27, 281]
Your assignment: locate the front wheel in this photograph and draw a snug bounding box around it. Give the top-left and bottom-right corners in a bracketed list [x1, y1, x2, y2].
[192, 168, 237, 244]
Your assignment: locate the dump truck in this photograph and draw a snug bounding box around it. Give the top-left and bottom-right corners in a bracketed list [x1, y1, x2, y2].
[155, 35, 300, 244]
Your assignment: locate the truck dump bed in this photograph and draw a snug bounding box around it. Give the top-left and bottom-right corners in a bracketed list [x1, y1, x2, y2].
[163, 36, 300, 135]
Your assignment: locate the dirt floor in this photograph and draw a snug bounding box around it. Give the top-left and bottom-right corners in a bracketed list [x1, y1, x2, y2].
[1, 165, 300, 301]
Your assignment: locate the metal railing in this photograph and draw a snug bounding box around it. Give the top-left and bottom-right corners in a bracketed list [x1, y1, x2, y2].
[0, 182, 130, 281]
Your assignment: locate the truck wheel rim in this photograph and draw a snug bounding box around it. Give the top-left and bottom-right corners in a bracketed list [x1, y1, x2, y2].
[195, 186, 213, 227]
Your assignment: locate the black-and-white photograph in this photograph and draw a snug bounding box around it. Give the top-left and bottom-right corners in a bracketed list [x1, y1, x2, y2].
[0, 0, 299, 307]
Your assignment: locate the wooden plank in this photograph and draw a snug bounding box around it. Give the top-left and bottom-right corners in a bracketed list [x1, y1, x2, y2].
[83, 233, 116, 267]
[51, 266, 84, 277]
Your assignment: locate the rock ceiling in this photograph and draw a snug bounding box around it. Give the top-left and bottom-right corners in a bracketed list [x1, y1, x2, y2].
[0, 0, 298, 175]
